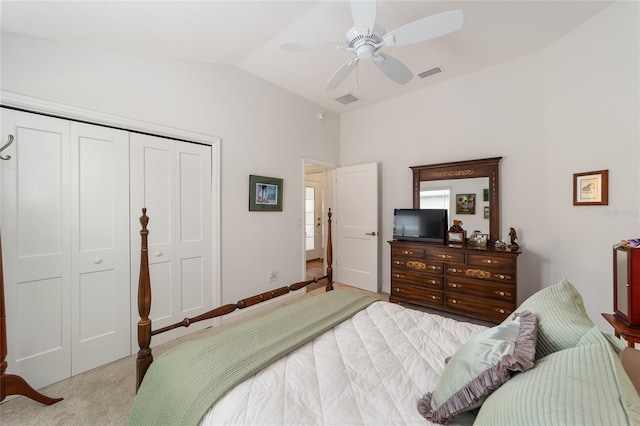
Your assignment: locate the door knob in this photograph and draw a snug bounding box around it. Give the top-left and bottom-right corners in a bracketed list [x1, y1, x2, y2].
[365, 231, 377, 236]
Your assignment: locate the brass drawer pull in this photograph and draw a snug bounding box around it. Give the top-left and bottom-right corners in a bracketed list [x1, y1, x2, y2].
[427, 280, 437, 285]
[494, 274, 512, 280]
[431, 295, 438, 300]
[401, 250, 413, 255]
[449, 283, 462, 288]
[428, 265, 438, 270]
[494, 290, 510, 297]
[450, 299, 458, 304]
[448, 268, 462, 273]
[438, 254, 451, 259]
[495, 308, 506, 314]
[394, 260, 402, 265]
[395, 288, 401, 292]
[482, 259, 494, 264]
[394, 274, 402, 278]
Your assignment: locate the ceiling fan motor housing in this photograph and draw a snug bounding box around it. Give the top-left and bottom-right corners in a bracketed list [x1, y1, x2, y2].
[346, 25, 385, 59]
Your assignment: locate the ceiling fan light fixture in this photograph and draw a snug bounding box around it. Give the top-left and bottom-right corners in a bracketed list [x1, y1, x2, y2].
[335, 93, 361, 105]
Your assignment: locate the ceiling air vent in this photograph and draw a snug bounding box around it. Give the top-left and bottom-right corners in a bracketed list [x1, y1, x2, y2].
[418, 67, 442, 79]
[335, 93, 360, 105]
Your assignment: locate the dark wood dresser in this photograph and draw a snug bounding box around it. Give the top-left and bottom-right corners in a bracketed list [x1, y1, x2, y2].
[389, 240, 521, 324]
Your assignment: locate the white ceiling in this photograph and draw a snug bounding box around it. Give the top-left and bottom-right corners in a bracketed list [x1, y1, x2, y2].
[1, 1, 613, 114]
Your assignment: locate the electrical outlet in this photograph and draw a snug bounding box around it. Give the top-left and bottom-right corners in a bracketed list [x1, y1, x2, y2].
[269, 270, 278, 283]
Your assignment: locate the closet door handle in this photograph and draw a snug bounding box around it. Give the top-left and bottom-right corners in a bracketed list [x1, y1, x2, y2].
[365, 231, 377, 236]
[154, 251, 162, 257]
[93, 257, 103, 265]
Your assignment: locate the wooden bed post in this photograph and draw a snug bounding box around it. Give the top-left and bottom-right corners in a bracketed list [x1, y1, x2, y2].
[135, 209, 153, 392]
[0, 231, 63, 405]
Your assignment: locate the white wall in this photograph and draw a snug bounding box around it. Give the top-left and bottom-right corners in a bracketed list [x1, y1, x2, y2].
[341, 1, 639, 330]
[0, 33, 340, 304]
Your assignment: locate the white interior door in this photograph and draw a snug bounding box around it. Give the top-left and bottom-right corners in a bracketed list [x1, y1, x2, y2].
[1, 110, 72, 389]
[129, 133, 213, 347]
[70, 122, 130, 375]
[335, 162, 379, 293]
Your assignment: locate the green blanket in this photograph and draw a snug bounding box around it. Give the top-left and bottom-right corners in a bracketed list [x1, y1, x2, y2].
[128, 290, 376, 425]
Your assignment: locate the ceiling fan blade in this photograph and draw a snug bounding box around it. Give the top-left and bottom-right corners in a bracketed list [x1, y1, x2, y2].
[324, 58, 359, 91]
[350, 0, 377, 32]
[383, 9, 463, 47]
[373, 53, 413, 85]
[280, 41, 346, 51]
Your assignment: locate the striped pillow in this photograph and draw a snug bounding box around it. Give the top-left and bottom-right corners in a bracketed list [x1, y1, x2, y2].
[511, 278, 594, 359]
[474, 327, 640, 425]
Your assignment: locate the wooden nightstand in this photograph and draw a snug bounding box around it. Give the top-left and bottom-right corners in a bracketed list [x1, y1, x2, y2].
[602, 313, 640, 348]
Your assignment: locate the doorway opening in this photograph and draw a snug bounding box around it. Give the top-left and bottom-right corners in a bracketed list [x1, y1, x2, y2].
[304, 161, 332, 280]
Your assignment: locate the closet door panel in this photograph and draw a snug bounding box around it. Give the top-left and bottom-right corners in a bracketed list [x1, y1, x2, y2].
[176, 144, 212, 315]
[1, 110, 72, 389]
[130, 134, 177, 331]
[70, 123, 130, 375]
[148, 261, 173, 322]
[130, 134, 212, 347]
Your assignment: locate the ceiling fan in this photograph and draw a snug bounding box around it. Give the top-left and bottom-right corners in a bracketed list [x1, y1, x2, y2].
[281, 0, 463, 91]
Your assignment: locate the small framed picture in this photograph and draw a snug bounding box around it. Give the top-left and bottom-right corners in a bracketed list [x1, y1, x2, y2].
[573, 170, 608, 206]
[447, 231, 465, 245]
[484, 206, 490, 219]
[249, 175, 283, 211]
[456, 193, 476, 214]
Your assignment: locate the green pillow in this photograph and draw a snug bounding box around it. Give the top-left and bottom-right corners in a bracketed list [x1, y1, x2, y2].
[475, 327, 640, 425]
[417, 311, 537, 424]
[513, 278, 594, 359]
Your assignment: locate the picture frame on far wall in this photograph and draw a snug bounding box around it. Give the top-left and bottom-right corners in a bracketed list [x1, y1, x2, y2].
[456, 193, 476, 214]
[573, 169, 608, 206]
[249, 175, 283, 211]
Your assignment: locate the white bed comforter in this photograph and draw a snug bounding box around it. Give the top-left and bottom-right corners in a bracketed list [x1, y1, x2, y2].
[201, 301, 487, 426]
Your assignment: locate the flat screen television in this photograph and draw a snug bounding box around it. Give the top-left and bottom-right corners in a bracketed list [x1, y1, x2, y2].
[393, 208, 448, 243]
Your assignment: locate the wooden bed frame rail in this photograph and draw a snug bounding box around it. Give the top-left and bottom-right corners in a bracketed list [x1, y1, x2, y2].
[135, 208, 334, 391]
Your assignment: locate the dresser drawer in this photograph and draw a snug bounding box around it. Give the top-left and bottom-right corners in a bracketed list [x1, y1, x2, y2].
[392, 269, 443, 288]
[445, 277, 515, 302]
[392, 258, 443, 273]
[467, 253, 517, 269]
[444, 294, 514, 322]
[425, 248, 465, 263]
[391, 283, 444, 308]
[445, 263, 516, 284]
[391, 246, 425, 259]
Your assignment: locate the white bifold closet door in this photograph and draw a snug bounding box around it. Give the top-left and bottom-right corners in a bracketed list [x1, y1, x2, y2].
[0, 109, 130, 389]
[129, 133, 213, 347]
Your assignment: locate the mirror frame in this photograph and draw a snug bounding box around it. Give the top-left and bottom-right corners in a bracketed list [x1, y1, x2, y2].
[411, 157, 502, 243]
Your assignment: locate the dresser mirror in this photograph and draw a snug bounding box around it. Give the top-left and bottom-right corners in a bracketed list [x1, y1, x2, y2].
[411, 157, 501, 243]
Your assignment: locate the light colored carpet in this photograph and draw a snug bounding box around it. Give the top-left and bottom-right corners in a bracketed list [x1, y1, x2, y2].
[0, 284, 384, 425]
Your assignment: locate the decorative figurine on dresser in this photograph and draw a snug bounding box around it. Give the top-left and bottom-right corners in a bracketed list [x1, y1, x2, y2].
[602, 239, 640, 347]
[389, 157, 521, 324]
